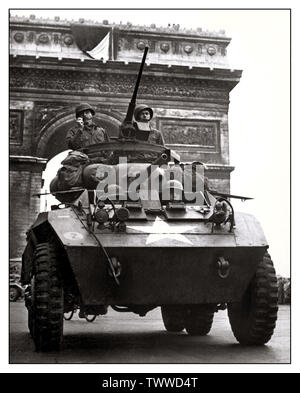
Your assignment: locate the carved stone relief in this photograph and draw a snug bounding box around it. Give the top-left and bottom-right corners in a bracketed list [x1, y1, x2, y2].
[118, 37, 131, 51]
[117, 31, 224, 59]
[134, 39, 150, 51]
[27, 31, 35, 43]
[184, 44, 193, 54]
[53, 33, 61, 45]
[157, 118, 220, 152]
[13, 32, 24, 43]
[37, 33, 50, 44]
[10, 68, 229, 102]
[160, 42, 170, 53]
[9, 110, 23, 144]
[11, 29, 74, 47]
[136, 41, 146, 50]
[63, 34, 74, 46]
[207, 45, 217, 56]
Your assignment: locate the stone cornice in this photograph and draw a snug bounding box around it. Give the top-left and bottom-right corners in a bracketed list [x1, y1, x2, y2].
[117, 29, 231, 45]
[10, 15, 234, 69]
[10, 55, 242, 86]
[9, 155, 48, 164]
[205, 164, 235, 178]
[9, 66, 234, 104]
[9, 155, 48, 171]
[10, 15, 230, 40]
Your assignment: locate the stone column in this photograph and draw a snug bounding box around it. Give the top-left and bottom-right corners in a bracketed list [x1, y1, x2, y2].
[9, 156, 47, 273]
[205, 164, 235, 194]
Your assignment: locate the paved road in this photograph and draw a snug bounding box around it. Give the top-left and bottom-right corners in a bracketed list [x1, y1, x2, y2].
[9, 302, 290, 364]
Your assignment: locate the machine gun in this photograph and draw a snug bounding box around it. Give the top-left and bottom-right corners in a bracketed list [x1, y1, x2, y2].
[119, 47, 149, 139]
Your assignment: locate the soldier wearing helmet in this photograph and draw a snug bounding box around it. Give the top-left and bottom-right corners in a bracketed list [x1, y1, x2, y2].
[66, 103, 109, 150]
[133, 104, 165, 146]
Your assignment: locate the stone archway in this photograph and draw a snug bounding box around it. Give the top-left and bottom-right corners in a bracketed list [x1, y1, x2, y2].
[36, 110, 122, 160]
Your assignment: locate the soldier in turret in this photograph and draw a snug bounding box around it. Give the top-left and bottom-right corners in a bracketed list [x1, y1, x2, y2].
[133, 104, 165, 145]
[66, 103, 109, 150]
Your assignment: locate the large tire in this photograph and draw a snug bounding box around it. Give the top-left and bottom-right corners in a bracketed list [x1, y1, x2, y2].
[228, 252, 278, 345]
[25, 283, 35, 338]
[27, 279, 35, 338]
[31, 243, 64, 351]
[161, 306, 185, 332]
[184, 305, 215, 336]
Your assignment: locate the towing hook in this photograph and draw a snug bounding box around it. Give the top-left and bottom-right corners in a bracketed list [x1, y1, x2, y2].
[217, 256, 230, 279]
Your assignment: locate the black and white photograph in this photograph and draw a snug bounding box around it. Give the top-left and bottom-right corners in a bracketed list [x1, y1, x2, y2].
[6, 4, 295, 374]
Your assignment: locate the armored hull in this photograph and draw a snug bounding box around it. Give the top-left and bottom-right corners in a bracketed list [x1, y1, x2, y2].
[21, 142, 278, 352]
[42, 207, 267, 305]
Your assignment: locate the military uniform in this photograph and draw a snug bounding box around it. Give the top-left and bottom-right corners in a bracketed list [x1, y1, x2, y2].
[133, 104, 165, 146]
[147, 127, 165, 145]
[118, 104, 165, 163]
[66, 122, 109, 150]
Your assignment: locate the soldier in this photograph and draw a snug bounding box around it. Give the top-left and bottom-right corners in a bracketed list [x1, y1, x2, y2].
[66, 103, 109, 150]
[134, 104, 165, 145]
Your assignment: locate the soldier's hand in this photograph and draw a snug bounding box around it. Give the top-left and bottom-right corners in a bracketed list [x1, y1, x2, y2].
[76, 117, 84, 127]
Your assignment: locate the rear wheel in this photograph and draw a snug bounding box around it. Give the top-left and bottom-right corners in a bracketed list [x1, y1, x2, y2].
[161, 306, 185, 332]
[228, 252, 278, 345]
[31, 242, 64, 351]
[184, 305, 215, 336]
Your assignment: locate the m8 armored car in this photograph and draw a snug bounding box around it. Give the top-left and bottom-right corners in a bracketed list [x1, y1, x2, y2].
[21, 48, 278, 352]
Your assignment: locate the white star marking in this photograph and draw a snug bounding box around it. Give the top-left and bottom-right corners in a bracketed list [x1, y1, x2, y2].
[127, 217, 193, 245]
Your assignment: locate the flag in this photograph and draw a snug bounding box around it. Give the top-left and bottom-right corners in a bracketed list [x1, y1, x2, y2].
[87, 32, 110, 61]
[71, 24, 117, 60]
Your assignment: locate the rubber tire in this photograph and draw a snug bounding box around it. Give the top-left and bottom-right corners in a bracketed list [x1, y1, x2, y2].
[28, 296, 35, 339]
[184, 305, 214, 336]
[26, 278, 35, 338]
[31, 243, 64, 351]
[28, 310, 34, 338]
[228, 252, 278, 345]
[161, 306, 185, 332]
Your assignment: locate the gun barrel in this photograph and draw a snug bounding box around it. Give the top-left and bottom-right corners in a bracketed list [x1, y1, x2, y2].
[125, 47, 149, 122]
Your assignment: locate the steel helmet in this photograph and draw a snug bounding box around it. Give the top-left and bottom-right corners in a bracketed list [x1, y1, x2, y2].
[134, 104, 153, 121]
[75, 103, 95, 118]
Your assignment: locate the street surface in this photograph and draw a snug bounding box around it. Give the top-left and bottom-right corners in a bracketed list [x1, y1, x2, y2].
[9, 302, 290, 364]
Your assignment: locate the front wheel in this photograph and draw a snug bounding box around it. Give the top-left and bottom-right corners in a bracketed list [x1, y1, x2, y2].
[31, 242, 64, 351]
[228, 252, 278, 345]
